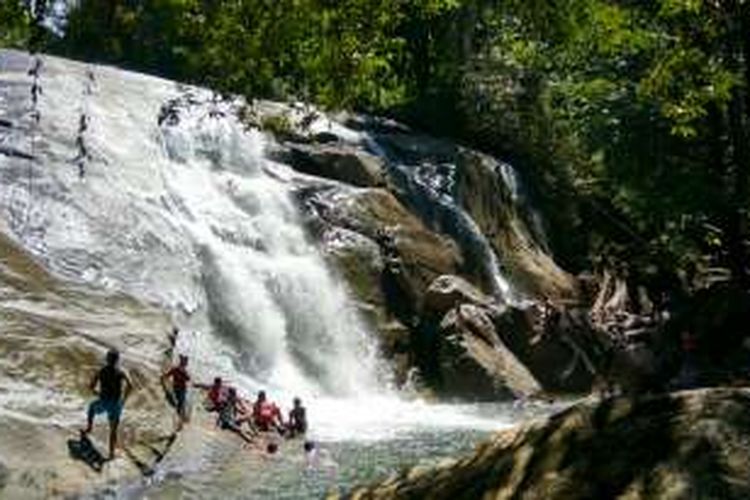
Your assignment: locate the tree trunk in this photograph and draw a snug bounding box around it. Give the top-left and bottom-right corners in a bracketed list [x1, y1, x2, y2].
[723, 0, 750, 287]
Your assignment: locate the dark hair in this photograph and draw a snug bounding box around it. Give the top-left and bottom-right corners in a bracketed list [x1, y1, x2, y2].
[293, 397, 301, 406]
[303, 441, 315, 452]
[179, 354, 188, 365]
[213, 377, 222, 385]
[267, 442, 278, 454]
[106, 349, 120, 366]
[257, 390, 266, 401]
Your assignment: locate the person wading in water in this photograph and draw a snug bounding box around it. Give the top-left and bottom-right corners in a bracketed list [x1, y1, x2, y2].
[81, 349, 133, 459]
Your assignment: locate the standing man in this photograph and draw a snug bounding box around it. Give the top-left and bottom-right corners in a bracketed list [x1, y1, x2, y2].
[162, 354, 191, 429]
[82, 349, 133, 460]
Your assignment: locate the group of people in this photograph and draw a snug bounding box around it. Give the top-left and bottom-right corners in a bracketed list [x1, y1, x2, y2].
[197, 376, 308, 445]
[81, 349, 308, 460]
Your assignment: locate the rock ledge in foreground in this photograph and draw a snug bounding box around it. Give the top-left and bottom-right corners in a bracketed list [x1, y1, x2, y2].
[337, 388, 750, 500]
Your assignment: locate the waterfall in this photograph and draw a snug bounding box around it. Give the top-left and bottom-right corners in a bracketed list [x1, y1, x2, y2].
[360, 133, 517, 302]
[0, 51, 382, 398]
[157, 100, 382, 396]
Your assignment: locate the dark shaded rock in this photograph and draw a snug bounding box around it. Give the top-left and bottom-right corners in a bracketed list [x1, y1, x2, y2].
[340, 388, 750, 500]
[417, 275, 597, 396]
[374, 132, 458, 163]
[0, 460, 8, 491]
[342, 115, 412, 135]
[0, 145, 35, 160]
[437, 305, 542, 400]
[312, 131, 340, 144]
[492, 303, 600, 394]
[277, 143, 386, 188]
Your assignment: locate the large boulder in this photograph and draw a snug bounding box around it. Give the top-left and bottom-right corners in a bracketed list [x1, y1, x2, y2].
[340, 388, 750, 499]
[493, 304, 599, 394]
[436, 305, 542, 400]
[420, 275, 597, 396]
[275, 143, 386, 188]
[423, 275, 494, 317]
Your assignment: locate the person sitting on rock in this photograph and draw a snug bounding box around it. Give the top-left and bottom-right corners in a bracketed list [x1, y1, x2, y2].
[81, 349, 133, 460]
[217, 388, 254, 444]
[252, 391, 285, 433]
[286, 397, 307, 437]
[162, 354, 191, 429]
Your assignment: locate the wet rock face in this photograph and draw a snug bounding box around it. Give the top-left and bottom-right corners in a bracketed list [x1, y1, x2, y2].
[247, 78, 592, 397]
[293, 183, 466, 384]
[456, 149, 579, 301]
[341, 389, 750, 500]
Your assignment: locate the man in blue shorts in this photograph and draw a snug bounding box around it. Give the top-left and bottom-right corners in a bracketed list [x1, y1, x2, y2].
[81, 349, 133, 459]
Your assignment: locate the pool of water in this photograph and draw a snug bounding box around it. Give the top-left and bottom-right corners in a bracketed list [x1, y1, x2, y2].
[114, 399, 562, 499]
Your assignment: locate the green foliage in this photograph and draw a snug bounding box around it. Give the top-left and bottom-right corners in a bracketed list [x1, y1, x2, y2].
[408, 0, 748, 286]
[0, 0, 31, 48]
[56, 0, 462, 111]
[259, 113, 294, 138]
[11, 0, 750, 288]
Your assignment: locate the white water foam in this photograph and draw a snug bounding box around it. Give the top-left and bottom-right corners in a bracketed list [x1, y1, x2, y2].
[0, 52, 538, 449]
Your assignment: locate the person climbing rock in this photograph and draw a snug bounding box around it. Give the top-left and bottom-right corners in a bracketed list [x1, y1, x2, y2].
[286, 397, 307, 437]
[78, 114, 88, 134]
[252, 391, 284, 433]
[162, 354, 191, 429]
[81, 349, 133, 460]
[27, 57, 42, 77]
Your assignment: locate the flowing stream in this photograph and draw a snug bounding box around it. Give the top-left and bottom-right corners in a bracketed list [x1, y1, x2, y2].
[0, 51, 559, 498]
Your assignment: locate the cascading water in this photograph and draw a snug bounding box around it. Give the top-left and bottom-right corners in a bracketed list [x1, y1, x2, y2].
[299, 118, 523, 304]
[370, 142, 516, 301]
[156, 97, 382, 397]
[0, 51, 563, 498]
[0, 50, 381, 400]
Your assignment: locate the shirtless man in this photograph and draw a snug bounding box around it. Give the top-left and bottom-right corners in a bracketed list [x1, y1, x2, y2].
[82, 349, 133, 459]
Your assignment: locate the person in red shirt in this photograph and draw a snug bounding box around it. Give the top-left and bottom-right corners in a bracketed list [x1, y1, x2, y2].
[206, 377, 226, 411]
[162, 355, 191, 429]
[193, 376, 229, 411]
[252, 391, 284, 433]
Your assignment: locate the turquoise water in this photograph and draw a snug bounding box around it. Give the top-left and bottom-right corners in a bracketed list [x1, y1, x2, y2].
[115, 401, 560, 499]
